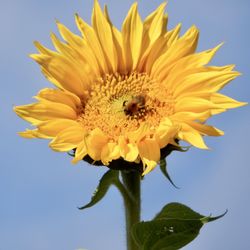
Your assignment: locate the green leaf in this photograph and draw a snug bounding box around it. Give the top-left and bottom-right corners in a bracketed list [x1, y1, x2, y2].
[132, 202, 227, 250]
[79, 169, 119, 210]
[154, 203, 203, 220]
[159, 159, 179, 189]
[133, 219, 202, 250]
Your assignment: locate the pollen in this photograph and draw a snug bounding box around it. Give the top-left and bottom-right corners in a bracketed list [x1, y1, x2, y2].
[78, 72, 174, 138]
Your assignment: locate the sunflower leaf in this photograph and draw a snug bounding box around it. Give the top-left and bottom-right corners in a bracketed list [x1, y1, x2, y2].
[78, 169, 119, 210]
[131, 202, 226, 250]
[154, 202, 203, 220]
[159, 159, 179, 189]
[132, 219, 202, 250]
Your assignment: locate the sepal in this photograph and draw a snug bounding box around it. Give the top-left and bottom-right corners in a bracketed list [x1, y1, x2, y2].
[159, 142, 189, 187]
[159, 158, 179, 189]
[78, 169, 119, 210]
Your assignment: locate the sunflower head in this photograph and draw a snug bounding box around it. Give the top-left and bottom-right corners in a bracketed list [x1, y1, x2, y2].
[14, 1, 246, 175]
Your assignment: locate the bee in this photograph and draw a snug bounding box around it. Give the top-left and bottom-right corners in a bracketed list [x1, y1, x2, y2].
[123, 95, 146, 116]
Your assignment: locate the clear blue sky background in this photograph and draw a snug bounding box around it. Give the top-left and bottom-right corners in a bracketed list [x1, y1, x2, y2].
[1, 0, 249, 249]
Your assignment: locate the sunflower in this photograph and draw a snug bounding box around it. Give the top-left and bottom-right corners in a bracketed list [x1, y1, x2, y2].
[14, 1, 246, 175]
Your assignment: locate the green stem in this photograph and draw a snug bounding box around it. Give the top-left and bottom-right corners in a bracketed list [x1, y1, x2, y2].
[121, 170, 141, 250]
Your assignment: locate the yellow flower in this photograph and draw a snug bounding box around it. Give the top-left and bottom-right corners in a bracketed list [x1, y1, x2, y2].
[14, 1, 246, 175]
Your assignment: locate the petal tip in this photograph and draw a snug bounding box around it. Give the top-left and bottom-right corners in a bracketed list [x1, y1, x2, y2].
[71, 158, 79, 164]
[55, 18, 60, 25]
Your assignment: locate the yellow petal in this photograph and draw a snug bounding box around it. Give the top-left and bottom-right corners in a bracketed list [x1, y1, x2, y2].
[72, 139, 88, 164]
[127, 123, 152, 143]
[37, 119, 79, 137]
[119, 136, 139, 162]
[122, 2, 143, 71]
[163, 43, 223, 86]
[138, 137, 160, 175]
[92, 0, 117, 72]
[170, 111, 211, 122]
[18, 129, 50, 139]
[143, 2, 167, 47]
[166, 23, 182, 47]
[14, 101, 77, 125]
[85, 128, 108, 161]
[143, 23, 181, 72]
[156, 118, 179, 148]
[101, 142, 120, 165]
[31, 54, 89, 98]
[33, 41, 57, 56]
[178, 123, 208, 149]
[151, 25, 199, 78]
[139, 35, 167, 72]
[57, 21, 100, 77]
[187, 122, 224, 136]
[138, 137, 161, 163]
[170, 110, 211, 121]
[50, 32, 94, 82]
[56, 21, 83, 45]
[138, 3, 168, 72]
[75, 14, 108, 74]
[173, 70, 240, 97]
[50, 32, 73, 57]
[36, 88, 81, 110]
[30, 53, 50, 65]
[126, 143, 139, 162]
[49, 125, 86, 152]
[175, 97, 221, 113]
[142, 158, 158, 175]
[104, 5, 126, 73]
[211, 93, 247, 109]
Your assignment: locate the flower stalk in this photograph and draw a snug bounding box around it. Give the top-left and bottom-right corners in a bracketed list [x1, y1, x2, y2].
[121, 170, 141, 250]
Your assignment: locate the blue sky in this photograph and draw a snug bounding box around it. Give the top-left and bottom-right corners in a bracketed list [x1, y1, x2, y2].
[0, 0, 249, 249]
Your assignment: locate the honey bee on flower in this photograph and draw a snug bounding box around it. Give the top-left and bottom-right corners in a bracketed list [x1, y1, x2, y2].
[123, 95, 146, 117]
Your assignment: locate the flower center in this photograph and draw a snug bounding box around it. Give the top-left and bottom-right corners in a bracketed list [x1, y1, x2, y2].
[78, 72, 174, 138]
